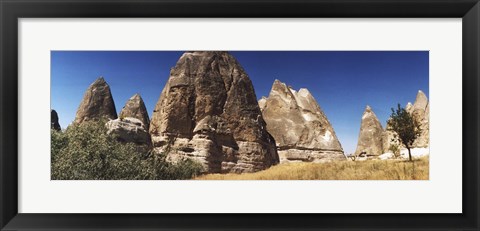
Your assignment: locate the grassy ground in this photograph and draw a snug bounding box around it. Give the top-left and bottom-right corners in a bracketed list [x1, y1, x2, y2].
[196, 157, 429, 180]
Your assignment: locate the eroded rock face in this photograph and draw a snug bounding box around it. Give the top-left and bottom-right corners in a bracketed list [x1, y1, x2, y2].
[106, 117, 151, 145]
[382, 119, 401, 153]
[119, 94, 150, 130]
[406, 102, 413, 114]
[355, 106, 384, 156]
[260, 80, 345, 163]
[149, 51, 279, 173]
[258, 97, 267, 111]
[51, 109, 61, 131]
[74, 77, 117, 124]
[411, 91, 429, 148]
[383, 90, 429, 153]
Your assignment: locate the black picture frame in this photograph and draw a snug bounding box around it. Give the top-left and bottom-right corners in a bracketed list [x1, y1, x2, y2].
[1, 0, 479, 230]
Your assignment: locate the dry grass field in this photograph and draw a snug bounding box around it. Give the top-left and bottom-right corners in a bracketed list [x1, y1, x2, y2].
[196, 157, 429, 180]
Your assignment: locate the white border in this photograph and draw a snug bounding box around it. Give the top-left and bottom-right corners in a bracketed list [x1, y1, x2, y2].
[19, 19, 462, 213]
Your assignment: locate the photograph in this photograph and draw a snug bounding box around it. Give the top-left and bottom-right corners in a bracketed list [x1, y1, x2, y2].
[51, 51, 429, 180]
[2, 0, 477, 229]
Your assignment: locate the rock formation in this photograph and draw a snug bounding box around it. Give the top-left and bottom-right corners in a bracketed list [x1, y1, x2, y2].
[411, 90, 429, 147]
[106, 93, 152, 149]
[51, 109, 61, 131]
[383, 90, 429, 153]
[258, 96, 267, 110]
[406, 102, 413, 114]
[355, 105, 384, 156]
[119, 93, 150, 130]
[105, 117, 151, 146]
[259, 80, 345, 163]
[74, 77, 117, 124]
[149, 51, 279, 173]
[382, 118, 401, 154]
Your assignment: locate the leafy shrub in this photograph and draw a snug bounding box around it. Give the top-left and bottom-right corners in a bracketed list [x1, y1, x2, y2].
[142, 154, 204, 180]
[388, 144, 401, 158]
[51, 121, 203, 180]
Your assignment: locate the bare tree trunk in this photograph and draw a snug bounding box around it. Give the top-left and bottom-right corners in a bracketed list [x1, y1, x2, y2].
[407, 147, 412, 161]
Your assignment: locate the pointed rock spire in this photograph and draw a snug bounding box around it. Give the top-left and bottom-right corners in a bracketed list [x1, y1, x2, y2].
[355, 105, 384, 156]
[411, 90, 429, 147]
[266, 79, 298, 110]
[149, 51, 278, 173]
[119, 93, 150, 130]
[413, 90, 428, 111]
[260, 79, 345, 163]
[74, 77, 117, 124]
[51, 109, 61, 131]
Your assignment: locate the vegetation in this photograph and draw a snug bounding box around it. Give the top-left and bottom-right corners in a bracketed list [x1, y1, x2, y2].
[51, 121, 203, 180]
[387, 104, 422, 161]
[388, 143, 401, 158]
[51, 118, 428, 181]
[196, 157, 429, 180]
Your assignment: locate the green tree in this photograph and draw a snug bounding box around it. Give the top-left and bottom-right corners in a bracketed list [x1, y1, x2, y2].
[51, 120, 203, 180]
[387, 104, 422, 161]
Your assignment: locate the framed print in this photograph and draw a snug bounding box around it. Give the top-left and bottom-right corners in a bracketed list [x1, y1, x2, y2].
[1, 0, 479, 230]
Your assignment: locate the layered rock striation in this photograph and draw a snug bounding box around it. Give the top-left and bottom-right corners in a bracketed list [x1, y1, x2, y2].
[260, 80, 345, 163]
[149, 51, 279, 173]
[74, 77, 117, 124]
[106, 117, 151, 148]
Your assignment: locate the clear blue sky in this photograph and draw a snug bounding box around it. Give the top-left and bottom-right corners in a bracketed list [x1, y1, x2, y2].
[51, 51, 429, 154]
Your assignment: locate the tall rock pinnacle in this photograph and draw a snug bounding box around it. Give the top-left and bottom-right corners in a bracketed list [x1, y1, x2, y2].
[260, 80, 345, 162]
[355, 105, 384, 156]
[119, 93, 150, 130]
[149, 51, 279, 173]
[411, 90, 429, 147]
[74, 77, 117, 124]
[413, 90, 428, 112]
